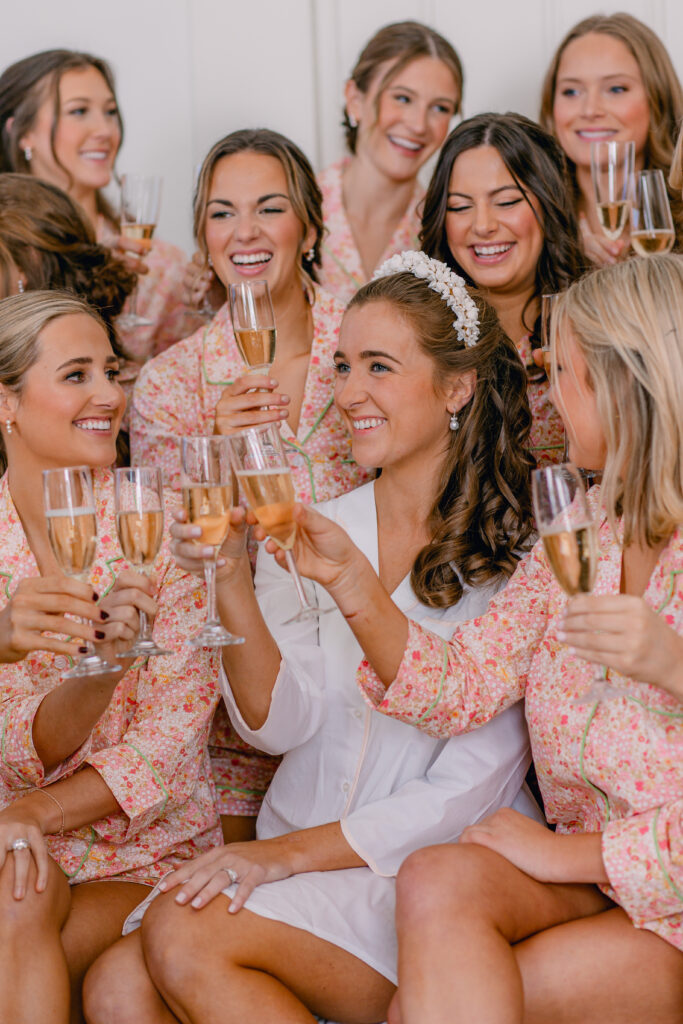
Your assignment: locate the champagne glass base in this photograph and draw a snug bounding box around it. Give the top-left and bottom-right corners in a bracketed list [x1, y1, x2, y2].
[282, 606, 334, 626]
[188, 623, 245, 648]
[117, 312, 154, 329]
[120, 639, 175, 658]
[64, 654, 122, 679]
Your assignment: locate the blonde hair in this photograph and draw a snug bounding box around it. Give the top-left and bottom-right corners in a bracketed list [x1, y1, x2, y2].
[553, 255, 683, 546]
[0, 290, 105, 473]
[669, 123, 683, 192]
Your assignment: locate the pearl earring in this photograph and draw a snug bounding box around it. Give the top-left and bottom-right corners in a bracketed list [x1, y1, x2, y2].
[305, 247, 315, 261]
[207, 255, 213, 268]
[5, 420, 12, 435]
[348, 114, 358, 129]
[23, 145, 32, 162]
[449, 411, 459, 432]
[17, 279, 24, 294]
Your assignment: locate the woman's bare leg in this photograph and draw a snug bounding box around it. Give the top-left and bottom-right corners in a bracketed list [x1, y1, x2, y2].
[84, 931, 179, 1024]
[0, 854, 71, 1024]
[62, 880, 149, 1024]
[219, 814, 256, 844]
[518, 905, 683, 1024]
[394, 843, 611, 1024]
[141, 889, 395, 1024]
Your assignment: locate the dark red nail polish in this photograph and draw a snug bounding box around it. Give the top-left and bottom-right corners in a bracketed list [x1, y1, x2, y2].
[78, 646, 88, 654]
[92, 592, 99, 601]
[100, 610, 109, 620]
[95, 630, 105, 640]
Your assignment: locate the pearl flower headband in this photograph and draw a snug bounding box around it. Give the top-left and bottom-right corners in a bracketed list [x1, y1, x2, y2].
[373, 250, 480, 347]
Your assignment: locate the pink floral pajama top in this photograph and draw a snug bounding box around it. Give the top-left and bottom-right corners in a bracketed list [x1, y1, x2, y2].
[359, 498, 683, 951]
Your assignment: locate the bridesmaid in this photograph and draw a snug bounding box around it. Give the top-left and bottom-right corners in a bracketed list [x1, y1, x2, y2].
[421, 112, 585, 466]
[539, 13, 683, 265]
[0, 48, 189, 363]
[317, 20, 463, 303]
[131, 127, 372, 842]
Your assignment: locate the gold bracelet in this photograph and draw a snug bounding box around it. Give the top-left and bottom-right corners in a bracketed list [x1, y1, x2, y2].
[35, 788, 65, 837]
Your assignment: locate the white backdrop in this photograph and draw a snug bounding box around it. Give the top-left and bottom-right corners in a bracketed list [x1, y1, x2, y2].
[2, 0, 681, 252]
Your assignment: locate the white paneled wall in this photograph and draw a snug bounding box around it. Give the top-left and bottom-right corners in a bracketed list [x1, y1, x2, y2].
[1, 0, 681, 251]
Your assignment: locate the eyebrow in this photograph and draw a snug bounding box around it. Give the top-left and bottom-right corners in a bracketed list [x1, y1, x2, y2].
[207, 192, 289, 207]
[56, 356, 118, 370]
[448, 185, 522, 199]
[389, 83, 455, 104]
[334, 349, 403, 365]
[557, 73, 638, 84]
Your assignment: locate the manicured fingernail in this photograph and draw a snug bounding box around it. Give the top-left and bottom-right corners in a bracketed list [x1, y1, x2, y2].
[158, 880, 167, 890]
[191, 527, 201, 537]
[280, 410, 287, 417]
[92, 592, 99, 601]
[217, 559, 226, 567]
[203, 547, 215, 558]
[191, 896, 202, 908]
[228, 902, 238, 914]
[100, 610, 109, 620]
[78, 646, 88, 654]
[95, 630, 105, 640]
[175, 892, 187, 904]
[557, 631, 566, 642]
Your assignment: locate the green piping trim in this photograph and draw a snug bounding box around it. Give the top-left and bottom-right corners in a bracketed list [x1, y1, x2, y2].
[623, 696, 683, 718]
[122, 741, 169, 816]
[101, 556, 125, 599]
[62, 826, 97, 879]
[578, 702, 611, 824]
[214, 783, 268, 796]
[0, 569, 12, 600]
[320, 241, 363, 289]
[651, 807, 683, 901]
[201, 327, 233, 388]
[282, 438, 317, 503]
[655, 569, 683, 614]
[299, 396, 334, 445]
[416, 641, 448, 724]
[531, 444, 565, 451]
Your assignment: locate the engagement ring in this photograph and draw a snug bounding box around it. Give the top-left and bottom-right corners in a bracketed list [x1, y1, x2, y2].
[10, 838, 31, 852]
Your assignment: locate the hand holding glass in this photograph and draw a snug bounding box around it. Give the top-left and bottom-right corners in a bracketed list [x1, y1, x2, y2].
[590, 140, 634, 241]
[43, 466, 120, 678]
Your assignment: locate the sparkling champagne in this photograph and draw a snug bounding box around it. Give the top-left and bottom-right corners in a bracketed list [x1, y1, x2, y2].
[182, 484, 232, 547]
[120, 222, 155, 252]
[542, 349, 552, 377]
[46, 508, 97, 578]
[234, 327, 276, 370]
[236, 468, 296, 549]
[630, 229, 675, 256]
[542, 524, 597, 596]
[595, 200, 629, 240]
[116, 509, 163, 566]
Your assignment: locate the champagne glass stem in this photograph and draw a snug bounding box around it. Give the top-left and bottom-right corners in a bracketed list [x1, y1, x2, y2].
[204, 554, 220, 627]
[284, 550, 311, 611]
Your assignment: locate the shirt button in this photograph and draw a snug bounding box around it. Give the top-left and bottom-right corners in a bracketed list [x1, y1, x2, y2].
[342, 782, 350, 793]
[352, 708, 362, 719]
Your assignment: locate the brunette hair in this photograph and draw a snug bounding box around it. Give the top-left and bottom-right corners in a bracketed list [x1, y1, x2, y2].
[0, 48, 123, 225]
[343, 20, 463, 154]
[0, 289, 107, 474]
[193, 128, 323, 294]
[0, 175, 135, 351]
[347, 271, 534, 608]
[553, 254, 683, 548]
[539, 14, 683, 246]
[420, 112, 585, 355]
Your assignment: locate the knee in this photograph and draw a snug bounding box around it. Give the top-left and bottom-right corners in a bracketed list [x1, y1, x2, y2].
[396, 843, 499, 929]
[0, 855, 67, 938]
[141, 892, 207, 997]
[83, 951, 140, 1024]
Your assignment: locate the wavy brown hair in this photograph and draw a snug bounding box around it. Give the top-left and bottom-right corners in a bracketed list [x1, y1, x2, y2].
[347, 271, 535, 608]
[342, 21, 463, 154]
[0, 48, 123, 225]
[539, 13, 683, 248]
[0, 175, 135, 350]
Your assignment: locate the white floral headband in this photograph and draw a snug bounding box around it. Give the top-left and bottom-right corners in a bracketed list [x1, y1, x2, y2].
[373, 250, 480, 347]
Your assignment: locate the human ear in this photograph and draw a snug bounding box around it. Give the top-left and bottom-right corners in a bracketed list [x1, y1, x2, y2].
[446, 369, 477, 414]
[0, 385, 18, 423]
[344, 79, 364, 127]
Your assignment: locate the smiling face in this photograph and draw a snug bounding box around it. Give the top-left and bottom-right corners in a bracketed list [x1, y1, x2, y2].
[19, 66, 121, 200]
[346, 56, 459, 182]
[333, 299, 463, 473]
[1, 313, 125, 472]
[552, 32, 650, 170]
[203, 151, 314, 300]
[445, 146, 545, 298]
[551, 321, 606, 470]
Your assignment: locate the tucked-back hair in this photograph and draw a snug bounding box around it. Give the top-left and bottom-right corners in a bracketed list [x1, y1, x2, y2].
[193, 128, 323, 294]
[0, 48, 123, 224]
[0, 290, 106, 473]
[420, 112, 585, 355]
[539, 14, 683, 246]
[553, 254, 683, 547]
[343, 20, 463, 153]
[0, 175, 135, 348]
[347, 272, 534, 608]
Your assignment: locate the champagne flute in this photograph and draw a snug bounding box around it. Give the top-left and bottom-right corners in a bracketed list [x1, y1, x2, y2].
[630, 169, 675, 256]
[532, 463, 618, 703]
[540, 292, 559, 379]
[228, 423, 330, 625]
[43, 466, 121, 678]
[228, 281, 276, 375]
[114, 467, 173, 657]
[181, 437, 244, 648]
[591, 140, 634, 241]
[118, 173, 162, 328]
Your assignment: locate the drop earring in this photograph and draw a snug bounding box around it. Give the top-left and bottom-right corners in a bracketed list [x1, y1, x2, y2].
[207, 255, 213, 268]
[305, 247, 315, 261]
[449, 410, 459, 432]
[348, 114, 358, 129]
[5, 420, 12, 435]
[17, 279, 25, 294]
[23, 145, 32, 162]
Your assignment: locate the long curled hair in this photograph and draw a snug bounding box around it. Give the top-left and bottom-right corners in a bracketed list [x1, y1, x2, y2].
[0, 175, 135, 351]
[420, 112, 585, 360]
[0, 48, 123, 225]
[193, 128, 323, 296]
[348, 271, 535, 608]
[539, 14, 683, 248]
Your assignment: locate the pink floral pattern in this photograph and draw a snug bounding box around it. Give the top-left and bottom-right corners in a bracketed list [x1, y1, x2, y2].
[517, 334, 565, 467]
[0, 470, 222, 885]
[130, 288, 373, 815]
[358, 495, 683, 952]
[317, 159, 423, 304]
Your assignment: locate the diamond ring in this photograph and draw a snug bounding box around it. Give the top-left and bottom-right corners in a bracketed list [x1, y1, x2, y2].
[222, 867, 238, 884]
[10, 838, 31, 852]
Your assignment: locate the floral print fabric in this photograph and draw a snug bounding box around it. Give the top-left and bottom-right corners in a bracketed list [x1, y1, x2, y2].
[358, 495, 683, 951]
[517, 334, 564, 467]
[0, 469, 222, 885]
[317, 159, 423, 304]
